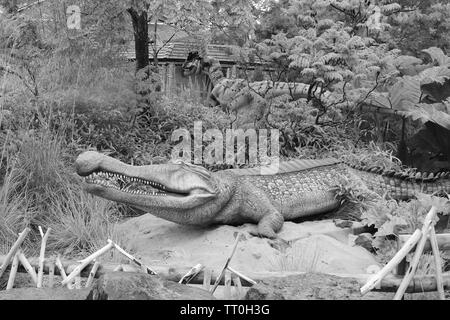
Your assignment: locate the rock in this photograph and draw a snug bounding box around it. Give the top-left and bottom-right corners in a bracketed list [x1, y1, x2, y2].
[0, 287, 90, 300]
[245, 273, 394, 300]
[87, 272, 215, 300]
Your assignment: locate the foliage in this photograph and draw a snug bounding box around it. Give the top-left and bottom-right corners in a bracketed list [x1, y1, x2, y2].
[360, 193, 450, 262]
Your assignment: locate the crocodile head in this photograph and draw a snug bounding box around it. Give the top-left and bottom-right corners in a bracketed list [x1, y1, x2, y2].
[75, 152, 231, 218]
[182, 51, 203, 76]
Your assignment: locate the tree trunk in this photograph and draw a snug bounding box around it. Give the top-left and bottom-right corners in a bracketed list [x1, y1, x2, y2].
[127, 7, 149, 73]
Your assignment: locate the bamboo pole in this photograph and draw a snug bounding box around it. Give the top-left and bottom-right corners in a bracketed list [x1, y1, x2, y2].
[85, 260, 100, 288]
[107, 239, 157, 275]
[429, 226, 445, 300]
[224, 271, 232, 299]
[211, 233, 242, 294]
[37, 227, 51, 288]
[0, 227, 30, 279]
[397, 233, 450, 252]
[6, 253, 19, 290]
[232, 274, 243, 299]
[361, 229, 422, 295]
[179, 264, 204, 284]
[394, 207, 437, 300]
[17, 250, 37, 285]
[203, 268, 212, 291]
[227, 266, 257, 285]
[0, 254, 448, 293]
[62, 241, 114, 286]
[55, 255, 73, 289]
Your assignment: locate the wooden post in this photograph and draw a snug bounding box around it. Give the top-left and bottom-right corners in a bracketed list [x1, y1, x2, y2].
[55, 255, 73, 289]
[361, 229, 422, 295]
[224, 270, 232, 299]
[203, 268, 212, 291]
[85, 260, 100, 288]
[62, 241, 114, 285]
[6, 253, 19, 290]
[37, 227, 51, 288]
[232, 274, 243, 299]
[179, 264, 204, 284]
[394, 207, 437, 300]
[227, 266, 257, 286]
[107, 239, 157, 275]
[211, 233, 242, 294]
[429, 226, 445, 300]
[0, 227, 30, 279]
[17, 250, 38, 285]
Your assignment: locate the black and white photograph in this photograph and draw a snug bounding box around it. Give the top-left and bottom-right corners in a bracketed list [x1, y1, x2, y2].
[0, 0, 449, 308]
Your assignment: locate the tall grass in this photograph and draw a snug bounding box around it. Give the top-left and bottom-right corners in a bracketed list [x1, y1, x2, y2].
[0, 124, 127, 256]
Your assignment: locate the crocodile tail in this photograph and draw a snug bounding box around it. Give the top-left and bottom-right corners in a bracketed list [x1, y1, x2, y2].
[348, 164, 450, 200]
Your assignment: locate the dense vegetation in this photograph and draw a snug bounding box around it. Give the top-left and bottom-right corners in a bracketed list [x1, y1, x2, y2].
[0, 0, 449, 264]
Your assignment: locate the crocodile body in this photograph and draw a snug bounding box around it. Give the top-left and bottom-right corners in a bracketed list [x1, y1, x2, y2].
[75, 152, 450, 238]
[181, 51, 324, 112]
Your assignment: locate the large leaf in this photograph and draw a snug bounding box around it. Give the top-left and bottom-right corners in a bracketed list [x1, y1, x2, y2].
[419, 66, 450, 86]
[400, 102, 450, 130]
[422, 47, 450, 66]
[389, 76, 422, 111]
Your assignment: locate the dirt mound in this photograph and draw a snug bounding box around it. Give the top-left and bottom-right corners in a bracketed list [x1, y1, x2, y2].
[117, 215, 380, 275]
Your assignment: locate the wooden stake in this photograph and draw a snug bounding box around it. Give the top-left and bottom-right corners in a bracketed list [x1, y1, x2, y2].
[429, 226, 445, 300]
[62, 241, 114, 285]
[232, 274, 243, 299]
[361, 229, 422, 295]
[211, 233, 242, 294]
[17, 250, 37, 285]
[85, 260, 100, 288]
[0, 227, 30, 279]
[179, 264, 204, 284]
[107, 239, 157, 275]
[37, 227, 51, 288]
[224, 271, 232, 299]
[55, 255, 73, 289]
[227, 266, 257, 285]
[394, 207, 437, 300]
[203, 268, 212, 291]
[6, 253, 19, 290]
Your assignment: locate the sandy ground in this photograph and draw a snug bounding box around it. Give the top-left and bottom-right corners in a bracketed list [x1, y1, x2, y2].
[117, 214, 380, 276]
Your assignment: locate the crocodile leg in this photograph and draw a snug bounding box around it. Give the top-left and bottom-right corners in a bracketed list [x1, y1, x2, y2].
[239, 182, 284, 238]
[255, 210, 284, 239]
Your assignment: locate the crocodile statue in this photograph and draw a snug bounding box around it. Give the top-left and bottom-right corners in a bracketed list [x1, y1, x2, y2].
[181, 51, 325, 113]
[75, 151, 450, 239]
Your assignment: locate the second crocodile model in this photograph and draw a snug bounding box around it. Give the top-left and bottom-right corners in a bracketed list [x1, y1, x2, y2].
[75, 151, 450, 238]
